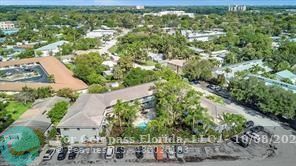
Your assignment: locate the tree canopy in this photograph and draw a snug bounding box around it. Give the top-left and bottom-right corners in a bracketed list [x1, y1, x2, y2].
[73, 52, 106, 84]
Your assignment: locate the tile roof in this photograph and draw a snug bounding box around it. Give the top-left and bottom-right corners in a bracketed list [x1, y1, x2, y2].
[9, 96, 69, 132]
[58, 82, 155, 128]
[0, 56, 88, 91]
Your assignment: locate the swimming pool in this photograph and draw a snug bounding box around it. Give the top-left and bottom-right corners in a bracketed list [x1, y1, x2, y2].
[0, 65, 50, 83]
[136, 121, 148, 129]
[3, 29, 19, 35]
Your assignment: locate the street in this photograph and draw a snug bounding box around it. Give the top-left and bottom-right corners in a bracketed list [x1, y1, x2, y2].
[191, 83, 296, 166]
[99, 29, 130, 56]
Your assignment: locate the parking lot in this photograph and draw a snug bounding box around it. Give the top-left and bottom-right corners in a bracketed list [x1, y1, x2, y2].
[40, 130, 275, 165]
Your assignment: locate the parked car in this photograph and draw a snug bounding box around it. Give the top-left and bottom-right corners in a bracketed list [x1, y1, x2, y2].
[105, 146, 114, 159]
[57, 147, 68, 161]
[135, 146, 144, 159]
[175, 146, 184, 159]
[43, 148, 55, 161]
[237, 135, 250, 148]
[115, 147, 125, 159]
[230, 135, 239, 143]
[154, 146, 164, 161]
[250, 126, 264, 133]
[166, 146, 175, 159]
[68, 147, 79, 160]
[244, 121, 254, 128]
[245, 131, 260, 142]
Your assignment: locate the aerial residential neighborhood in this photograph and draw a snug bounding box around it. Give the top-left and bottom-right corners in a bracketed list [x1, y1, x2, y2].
[0, 1, 296, 166]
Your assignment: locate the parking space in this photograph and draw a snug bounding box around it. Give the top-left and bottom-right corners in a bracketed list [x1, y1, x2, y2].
[39, 130, 275, 165]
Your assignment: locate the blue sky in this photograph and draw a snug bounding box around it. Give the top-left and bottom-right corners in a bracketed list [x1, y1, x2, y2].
[0, 0, 296, 6]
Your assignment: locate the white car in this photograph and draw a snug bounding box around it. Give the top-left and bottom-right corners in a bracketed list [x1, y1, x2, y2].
[166, 147, 176, 159]
[175, 146, 184, 159]
[43, 148, 56, 161]
[105, 146, 114, 159]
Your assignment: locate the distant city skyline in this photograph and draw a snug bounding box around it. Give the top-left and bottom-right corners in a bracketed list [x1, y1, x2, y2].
[0, 0, 296, 6]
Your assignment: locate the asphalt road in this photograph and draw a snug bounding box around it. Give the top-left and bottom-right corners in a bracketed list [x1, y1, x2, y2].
[191, 84, 296, 166]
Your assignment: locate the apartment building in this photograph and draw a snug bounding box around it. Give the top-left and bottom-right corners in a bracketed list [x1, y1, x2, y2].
[57, 82, 156, 143]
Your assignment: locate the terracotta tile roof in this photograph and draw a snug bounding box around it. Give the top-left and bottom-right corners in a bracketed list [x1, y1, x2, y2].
[0, 56, 88, 91]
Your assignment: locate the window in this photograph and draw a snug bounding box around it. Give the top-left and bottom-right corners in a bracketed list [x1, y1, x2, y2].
[93, 128, 96, 130]
[77, 128, 80, 130]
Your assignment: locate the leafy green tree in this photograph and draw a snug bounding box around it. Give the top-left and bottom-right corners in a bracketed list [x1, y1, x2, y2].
[35, 87, 54, 99]
[61, 43, 74, 55]
[229, 78, 296, 119]
[74, 38, 101, 50]
[222, 113, 246, 138]
[34, 129, 46, 147]
[15, 86, 53, 104]
[17, 49, 35, 59]
[48, 127, 58, 139]
[113, 100, 140, 132]
[113, 56, 134, 80]
[47, 101, 69, 125]
[0, 101, 13, 132]
[275, 61, 291, 72]
[183, 59, 214, 81]
[88, 84, 108, 93]
[224, 52, 238, 64]
[56, 88, 78, 102]
[73, 52, 105, 84]
[123, 68, 157, 87]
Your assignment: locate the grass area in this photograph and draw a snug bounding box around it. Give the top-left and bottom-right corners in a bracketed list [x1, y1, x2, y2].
[6, 101, 31, 120]
[142, 60, 157, 66]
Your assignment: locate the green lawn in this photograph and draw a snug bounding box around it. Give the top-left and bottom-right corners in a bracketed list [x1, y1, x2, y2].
[6, 101, 31, 120]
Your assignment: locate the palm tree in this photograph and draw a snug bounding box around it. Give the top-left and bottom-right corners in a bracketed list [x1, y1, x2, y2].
[113, 100, 140, 131]
[113, 100, 125, 131]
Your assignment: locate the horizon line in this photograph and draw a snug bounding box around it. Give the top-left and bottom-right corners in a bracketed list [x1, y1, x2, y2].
[1, 5, 296, 7]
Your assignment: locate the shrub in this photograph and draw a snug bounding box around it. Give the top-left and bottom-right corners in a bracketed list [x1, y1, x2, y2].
[88, 84, 108, 93]
[47, 101, 69, 125]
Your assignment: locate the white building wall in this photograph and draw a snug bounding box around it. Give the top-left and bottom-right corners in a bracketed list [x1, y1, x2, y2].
[0, 21, 15, 30]
[60, 128, 100, 143]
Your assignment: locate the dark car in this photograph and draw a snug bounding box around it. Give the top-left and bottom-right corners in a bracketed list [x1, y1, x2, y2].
[237, 135, 250, 148]
[135, 146, 144, 159]
[230, 135, 239, 143]
[244, 121, 254, 128]
[175, 146, 184, 159]
[250, 126, 264, 133]
[115, 147, 125, 159]
[68, 147, 79, 160]
[57, 147, 68, 161]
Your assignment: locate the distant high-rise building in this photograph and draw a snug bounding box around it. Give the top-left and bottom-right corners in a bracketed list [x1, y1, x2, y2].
[136, 5, 145, 10]
[228, 5, 247, 12]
